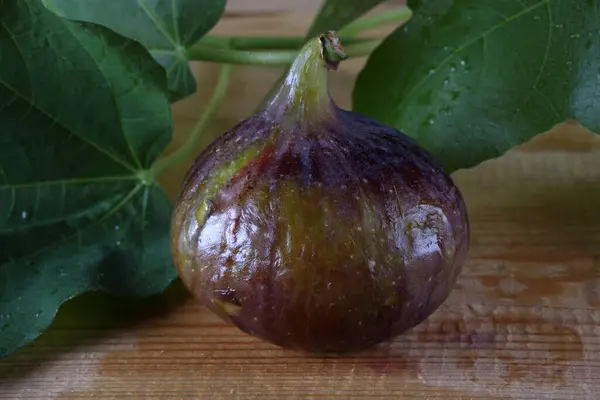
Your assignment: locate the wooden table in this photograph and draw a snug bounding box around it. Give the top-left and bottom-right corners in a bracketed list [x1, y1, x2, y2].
[2, 7, 600, 399]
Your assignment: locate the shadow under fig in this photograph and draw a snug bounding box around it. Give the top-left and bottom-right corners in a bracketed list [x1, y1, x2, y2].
[0, 279, 190, 386]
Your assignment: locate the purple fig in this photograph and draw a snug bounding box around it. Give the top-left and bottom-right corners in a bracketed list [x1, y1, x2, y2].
[170, 32, 470, 353]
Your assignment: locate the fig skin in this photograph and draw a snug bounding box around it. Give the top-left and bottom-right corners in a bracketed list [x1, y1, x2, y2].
[170, 32, 470, 354]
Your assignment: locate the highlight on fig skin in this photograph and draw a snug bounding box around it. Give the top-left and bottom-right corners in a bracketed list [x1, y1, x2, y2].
[170, 30, 470, 354]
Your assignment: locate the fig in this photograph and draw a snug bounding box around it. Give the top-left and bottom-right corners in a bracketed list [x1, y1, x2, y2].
[170, 31, 470, 353]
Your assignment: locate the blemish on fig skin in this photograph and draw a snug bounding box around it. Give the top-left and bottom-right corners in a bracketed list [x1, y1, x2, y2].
[212, 288, 242, 317]
[212, 298, 242, 317]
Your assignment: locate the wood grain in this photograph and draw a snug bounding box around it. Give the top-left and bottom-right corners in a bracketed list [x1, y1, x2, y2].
[2, 5, 600, 400]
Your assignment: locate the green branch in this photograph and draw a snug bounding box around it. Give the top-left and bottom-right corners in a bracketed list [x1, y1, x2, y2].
[337, 5, 413, 37]
[198, 35, 370, 50]
[186, 40, 381, 66]
[152, 64, 234, 177]
[195, 5, 412, 52]
[152, 6, 413, 176]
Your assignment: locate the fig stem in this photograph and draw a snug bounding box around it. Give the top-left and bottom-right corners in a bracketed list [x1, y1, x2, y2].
[186, 40, 380, 66]
[152, 6, 412, 177]
[152, 64, 234, 177]
[320, 31, 348, 70]
[265, 31, 347, 120]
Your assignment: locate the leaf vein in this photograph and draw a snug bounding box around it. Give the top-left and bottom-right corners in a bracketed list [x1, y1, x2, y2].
[138, 0, 179, 49]
[515, 0, 528, 9]
[141, 185, 150, 244]
[533, 86, 560, 119]
[0, 175, 136, 190]
[149, 49, 178, 56]
[0, 93, 19, 113]
[507, 1, 553, 128]
[0, 21, 137, 173]
[0, 22, 34, 112]
[471, 4, 509, 21]
[0, 183, 144, 271]
[0, 78, 136, 175]
[394, 0, 549, 116]
[59, 19, 143, 171]
[172, 0, 181, 44]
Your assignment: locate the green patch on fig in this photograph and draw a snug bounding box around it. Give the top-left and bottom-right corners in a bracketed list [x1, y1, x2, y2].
[192, 142, 273, 226]
[171, 31, 470, 353]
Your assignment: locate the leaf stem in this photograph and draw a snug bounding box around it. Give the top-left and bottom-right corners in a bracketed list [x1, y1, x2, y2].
[199, 35, 370, 50]
[186, 40, 381, 66]
[154, 6, 413, 176]
[337, 5, 413, 37]
[195, 5, 412, 52]
[152, 64, 234, 177]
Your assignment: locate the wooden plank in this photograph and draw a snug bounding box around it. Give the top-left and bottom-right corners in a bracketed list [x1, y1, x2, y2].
[1, 8, 599, 400]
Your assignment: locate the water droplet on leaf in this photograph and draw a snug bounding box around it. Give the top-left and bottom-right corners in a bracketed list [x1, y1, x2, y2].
[422, 114, 436, 126]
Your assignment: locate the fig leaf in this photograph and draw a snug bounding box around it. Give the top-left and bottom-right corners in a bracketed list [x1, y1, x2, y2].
[306, 0, 388, 37]
[42, 0, 227, 102]
[0, 0, 177, 358]
[353, 0, 600, 173]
